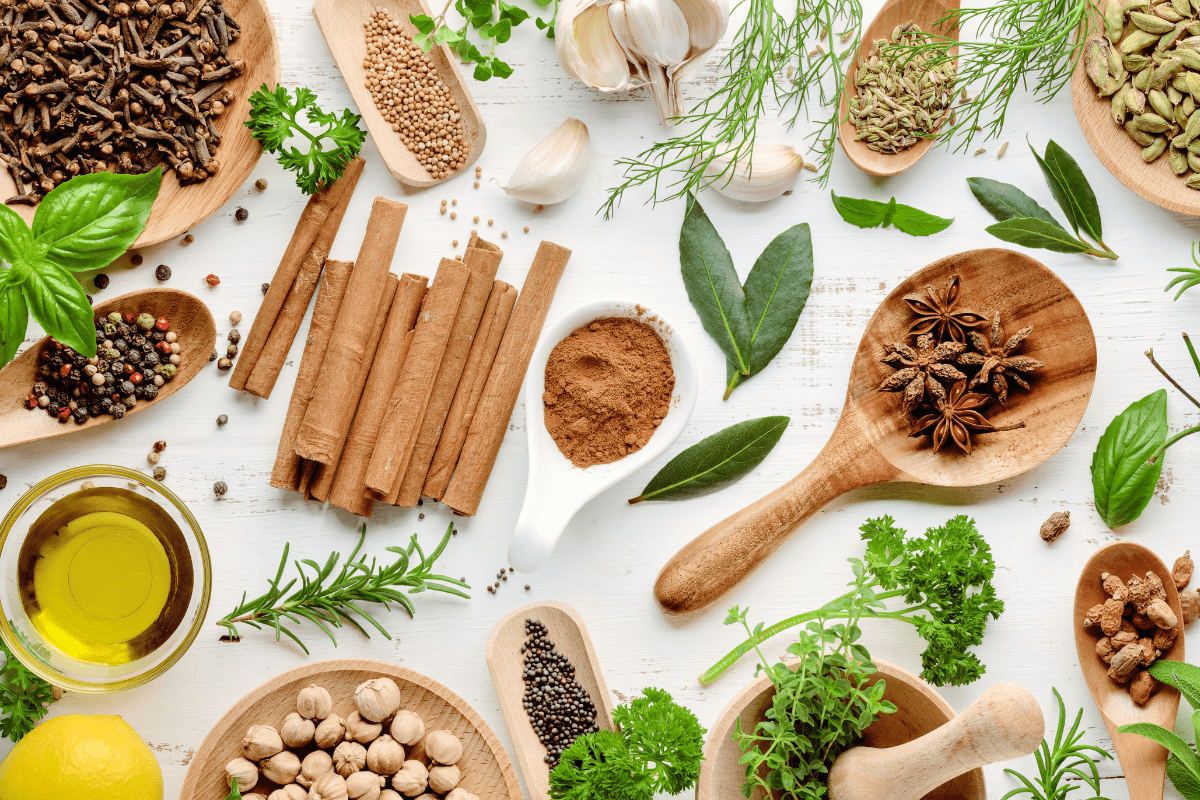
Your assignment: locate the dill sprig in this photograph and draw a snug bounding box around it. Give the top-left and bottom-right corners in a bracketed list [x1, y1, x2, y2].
[217, 523, 469, 653]
[601, 0, 862, 217]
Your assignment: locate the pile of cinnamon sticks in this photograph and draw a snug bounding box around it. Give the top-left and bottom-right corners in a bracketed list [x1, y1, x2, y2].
[266, 194, 571, 519]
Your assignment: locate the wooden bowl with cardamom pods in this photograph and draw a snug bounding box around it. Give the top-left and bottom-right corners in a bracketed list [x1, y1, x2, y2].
[180, 659, 522, 800]
[1071, 3, 1200, 216]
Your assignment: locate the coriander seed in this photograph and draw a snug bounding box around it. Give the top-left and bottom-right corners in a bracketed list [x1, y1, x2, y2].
[450, 212, 457, 219]
[452, 239, 459, 247]
[523, 226, 529, 233]
[473, 181, 480, 188]
[440, 207, 447, 215]
[473, 216, 479, 223]
[152, 466, 166, 481]
[230, 311, 243, 325]
[147, 451, 160, 465]
[228, 330, 241, 344]
[501, 231, 508, 238]
[441, 200, 447, 206]
[487, 219, 493, 226]
[227, 344, 238, 356]
[452, 199, 457, 206]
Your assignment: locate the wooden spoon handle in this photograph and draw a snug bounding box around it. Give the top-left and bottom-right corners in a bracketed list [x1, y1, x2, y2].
[654, 419, 898, 614]
[828, 683, 1045, 800]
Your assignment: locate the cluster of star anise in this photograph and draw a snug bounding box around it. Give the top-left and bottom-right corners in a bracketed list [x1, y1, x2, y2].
[877, 274, 1043, 454]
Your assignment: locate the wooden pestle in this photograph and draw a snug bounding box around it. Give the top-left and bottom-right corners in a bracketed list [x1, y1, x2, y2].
[827, 683, 1044, 800]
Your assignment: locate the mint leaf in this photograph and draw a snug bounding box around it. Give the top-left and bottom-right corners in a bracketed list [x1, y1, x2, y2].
[33, 169, 160, 273]
[0, 278, 28, 366]
[966, 177, 1065, 229]
[984, 218, 1092, 254]
[409, 13, 436, 33]
[889, 205, 953, 236]
[22, 264, 95, 357]
[1091, 390, 1168, 527]
[831, 191, 888, 228]
[0, 205, 33, 267]
[830, 192, 951, 236]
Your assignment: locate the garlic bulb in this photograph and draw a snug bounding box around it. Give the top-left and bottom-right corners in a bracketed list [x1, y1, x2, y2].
[268, 786, 307, 800]
[355, 678, 401, 722]
[298, 684, 333, 720]
[243, 725, 284, 761]
[391, 760, 428, 797]
[389, 711, 425, 746]
[225, 758, 259, 793]
[428, 765, 460, 794]
[299, 750, 335, 789]
[281, 712, 316, 748]
[334, 741, 369, 778]
[314, 713, 346, 749]
[503, 118, 590, 205]
[556, 0, 729, 124]
[424, 730, 463, 765]
[345, 711, 384, 744]
[346, 771, 386, 800]
[702, 144, 804, 203]
[262, 750, 302, 785]
[310, 773, 349, 800]
[366, 735, 405, 775]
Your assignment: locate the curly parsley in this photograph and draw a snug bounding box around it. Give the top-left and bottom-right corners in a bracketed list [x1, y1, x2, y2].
[0, 635, 57, 742]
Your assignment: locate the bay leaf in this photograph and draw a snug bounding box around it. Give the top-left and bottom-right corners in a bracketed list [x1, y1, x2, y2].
[983, 217, 1092, 254]
[966, 177, 1066, 229]
[1030, 139, 1105, 244]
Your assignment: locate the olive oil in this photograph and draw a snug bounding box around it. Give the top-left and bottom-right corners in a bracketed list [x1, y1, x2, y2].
[17, 486, 193, 665]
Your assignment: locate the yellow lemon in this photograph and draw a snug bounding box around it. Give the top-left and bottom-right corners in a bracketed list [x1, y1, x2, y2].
[0, 714, 163, 800]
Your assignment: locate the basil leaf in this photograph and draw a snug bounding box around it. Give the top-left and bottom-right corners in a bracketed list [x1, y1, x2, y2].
[629, 416, 789, 502]
[889, 205, 953, 236]
[0, 205, 32, 267]
[1030, 139, 1103, 243]
[32, 169, 160, 273]
[984, 218, 1092, 254]
[966, 177, 1065, 229]
[831, 191, 889, 228]
[831, 192, 951, 236]
[1091, 390, 1168, 528]
[0, 274, 27, 366]
[21, 264, 95, 357]
[679, 194, 751, 375]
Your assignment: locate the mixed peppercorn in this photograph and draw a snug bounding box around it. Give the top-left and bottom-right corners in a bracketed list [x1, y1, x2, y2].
[26, 309, 181, 423]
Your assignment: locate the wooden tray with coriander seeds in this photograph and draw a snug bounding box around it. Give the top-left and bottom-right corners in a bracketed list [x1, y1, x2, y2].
[179, 659, 521, 800]
[313, 0, 486, 191]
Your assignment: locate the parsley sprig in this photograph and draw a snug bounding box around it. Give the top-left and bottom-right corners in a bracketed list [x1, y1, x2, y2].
[245, 85, 366, 195]
[217, 524, 469, 653]
[701, 515, 1004, 687]
[0, 635, 57, 743]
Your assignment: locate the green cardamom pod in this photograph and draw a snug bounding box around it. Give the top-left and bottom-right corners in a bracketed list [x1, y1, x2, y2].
[1107, 0, 1127, 41]
[1187, 137, 1200, 152]
[1150, 57, 1183, 88]
[1173, 132, 1190, 147]
[1086, 37, 1112, 90]
[1135, 65, 1154, 90]
[1189, 151, 1200, 170]
[1186, 70, 1200, 99]
[1175, 47, 1200, 69]
[1183, 94, 1195, 115]
[1113, 84, 1130, 123]
[1169, 85, 1185, 104]
[1171, 146, 1189, 173]
[1184, 172, 1200, 189]
[1144, 136, 1169, 161]
[1124, 53, 1152, 71]
[1128, 85, 1148, 113]
[1178, 104, 1192, 126]
[1132, 10, 1176, 32]
[1158, 23, 1185, 49]
[1134, 111, 1173, 131]
[1150, 87, 1176, 117]
[1122, 29, 1163, 53]
[1173, 0, 1192, 18]
[1185, 107, 1200, 140]
[1188, 20, 1200, 35]
[1125, 0, 1152, 10]
[1156, 2, 1185, 21]
[1126, 120, 1158, 144]
[1179, 35, 1200, 49]
[1100, 75, 1125, 97]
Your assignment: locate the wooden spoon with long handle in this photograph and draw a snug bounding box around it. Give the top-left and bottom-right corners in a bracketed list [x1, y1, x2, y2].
[655, 249, 1097, 615]
[828, 683, 1044, 800]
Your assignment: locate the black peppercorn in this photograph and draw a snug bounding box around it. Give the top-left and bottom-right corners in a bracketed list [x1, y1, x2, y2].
[119, 380, 135, 395]
[114, 339, 129, 352]
[72, 410, 87, 424]
[213, 481, 227, 497]
[93, 273, 109, 289]
[228, 329, 240, 344]
[127, 350, 143, 365]
[262, 282, 270, 294]
[111, 404, 125, 419]
[155, 264, 172, 281]
[142, 384, 158, 400]
[143, 352, 159, 368]
[216, 414, 228, 426]
[234, 207, 248, 222]
[209, 350, 218, 362]
[132, 334, 146, 347]
[150, 331, 165, 343]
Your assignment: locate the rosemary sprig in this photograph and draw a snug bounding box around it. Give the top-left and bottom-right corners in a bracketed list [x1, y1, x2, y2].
[1001, 688, 1110, 800]
[1166, 243, 1200, 300]
[601, 0, 862, 216]
[217, 524, 469, 653]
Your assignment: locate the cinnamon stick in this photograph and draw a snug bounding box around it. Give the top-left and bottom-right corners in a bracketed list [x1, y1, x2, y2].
[230, 156, 365, 391]
[327, 275, 428, 517]
[441, 242, 572, 517]
[269, 259, 355, 491]
[364, 258, 470, 499]
[423, 280, 517, 500]
[294, 197, 409, 465]
[392, 242, 504, 507]
[307, 274, 400, 503]
[244, 248, 324, 399]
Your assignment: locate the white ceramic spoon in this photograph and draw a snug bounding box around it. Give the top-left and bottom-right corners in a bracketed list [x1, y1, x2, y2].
[508, 299, 698, 572]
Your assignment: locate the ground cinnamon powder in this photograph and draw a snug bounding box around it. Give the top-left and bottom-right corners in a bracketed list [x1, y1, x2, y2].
[543, 317, 674, 468]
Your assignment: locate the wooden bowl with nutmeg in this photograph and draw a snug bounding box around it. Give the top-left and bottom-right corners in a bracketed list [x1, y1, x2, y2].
[180, 659, 521, 800]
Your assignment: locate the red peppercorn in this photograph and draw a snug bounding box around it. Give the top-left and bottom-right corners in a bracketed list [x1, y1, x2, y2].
[122, 313, 135, 324]
[155, 316, 169, 331]
[205, 274, 220, 287]
[57, 409, 70, 422]
[130, 372, 143, 385]
[156, 341, 172, 355]
[59, 364, 71, 377]
[25, 394, 37, 409]
[123, 363, 134, 375]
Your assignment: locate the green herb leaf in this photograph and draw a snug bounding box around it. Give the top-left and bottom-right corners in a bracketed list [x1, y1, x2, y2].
[1168, 754, 1200, 800]
[966, 177, 1065, 229]
[1150, 661, 1200, 709]
[1030, 139, 1104, 244]
[1000, 688, 1111, 800]
[0, 206, 33, 267]
[222, 781, 243, 800]
[630, 416, 789, 503]
[611, 687, 705, 794]
[0, 635, 57, 743]
[549, 730, 650, 800]
[679, 194, 751, 376]
[0, 279, 28, 367]
[21, 265, 95, 357]
[1091, 390, 1168, 528]
[1120, 723, 1200, 774]
[983, 218, 1092, 254]
[246, 85, 365, 195]
[32, 170, 160, 273]
[830, 192, 952, 236]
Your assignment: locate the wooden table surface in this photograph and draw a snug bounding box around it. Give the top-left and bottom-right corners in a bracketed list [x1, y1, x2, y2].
[1, 1, 1196, 798]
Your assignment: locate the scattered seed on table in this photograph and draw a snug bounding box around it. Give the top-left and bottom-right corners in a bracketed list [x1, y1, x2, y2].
[523, 226, 530, 233]
[235, 208, 249, 222]
[0, 475, 8, 490]
[155, 265, 172, 281]
[183, 235, 195, 245]
[217, 414, 228, 427]
[153, 441, 167, 453]
[206, 274, 221, 287]
[452, 199, 457, 206]
[213, 481, 228, 497]
[473, 216, 480, 223]
[418, 498, 424, 507]
[501, 231, 508, 239]
[131, 254, 144, 267]
[255, 179, 268, 191]
[217, 357, 233, 370]
[471, 229, 478, 236]
[228, 330, 241, 344]
[153, 466, 166, 481]
[494, 582, 500, 588]
[209, 350, 218, 362]
[440, 207, 447, 215]
[147, 451, 159, 465]
[997, 142, 1009, 159]
[450, 212, 457, 220]
[227, 344, 239, 357]
[230, 311, 243, 325]
[525, 584, 530, 590]
[974, 148, 986, 156]
[454, 255, 462, 261]
[473, 181, 480, 188]
[262, 283, 270, 294]
[94, 273, 110, 290]
[441, 200, 447, 207]
[419, 513, 425, 520]
[487, 586, 494, 594]
[508, 567, 514, 572]
[487, 219, 493, 226]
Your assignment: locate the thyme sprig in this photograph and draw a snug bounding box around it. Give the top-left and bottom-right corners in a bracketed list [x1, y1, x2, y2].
[601, 0, 862, 216]
[217, 524, 469, 653]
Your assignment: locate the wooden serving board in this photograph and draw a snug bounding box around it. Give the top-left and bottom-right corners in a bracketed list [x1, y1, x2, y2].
[313, 0, 486, 191]
[485, 601, 616, 800]
[179, 659, 521, 800]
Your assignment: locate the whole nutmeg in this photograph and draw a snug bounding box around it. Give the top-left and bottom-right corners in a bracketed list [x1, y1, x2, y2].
[424, 730, 463, 765]
[315, 713, 347, 749]
[299, 750, 335, 788]
[355, 677, 401, 722]
[298, 683, 334, 720]
[334, 740, 369, 778]
[347, 771, 386, 800]
[226, 757, 259, 792]
[345, 710, 384, 744]
[428, 765, 460, 794]
[310, 773, 349, 800]
[390, 760, 428, 797]
[262, 750, 302, 785]
[281, 711, 316, 748]
[445, 790, 479, 800]
[268, 786, 307, 800]
[389, 710, 425, 746]
[366, 734, 405, 775]
[243, 724, 284, 760]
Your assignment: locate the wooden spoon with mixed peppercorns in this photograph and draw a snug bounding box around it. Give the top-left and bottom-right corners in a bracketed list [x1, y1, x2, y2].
[655, 248, 1097, 615]
[0, 287, 215, 449]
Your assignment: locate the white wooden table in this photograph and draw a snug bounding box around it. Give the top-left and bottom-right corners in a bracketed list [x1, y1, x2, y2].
[2, 1, 1197, 798]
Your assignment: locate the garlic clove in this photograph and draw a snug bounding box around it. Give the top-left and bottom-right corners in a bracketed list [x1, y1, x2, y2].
[366, 734, 406, 776]
[267, 785, 307, 800]
[380, 791, 404, 800]
[503, 118, 591, 205]
[345, 710, 384, 744]
[298, 684, 333, 720]
[445, 790, 480, 800]
[281, 711, 316, 749]
[346, 770, 386, 800]
[561, 3, 634, 90]
[314, 713, 346, 749]
[355, 677, 401, 722]
[427, 764, 460, 794]
[621, 0, 691, 68]
[310, 773, 349, 800]
[701, 144, 805, 202]
[333, 741, 369, 778]
[673, 0, 729, 57]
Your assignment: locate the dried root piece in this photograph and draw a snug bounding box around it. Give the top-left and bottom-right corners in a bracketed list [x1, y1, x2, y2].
[1084, 602, 1107, 628]
[1182, 589, 1200, 624]
[1040, 511, 1070, 543]
[1097, 637, 1117, 663]
[1174, 551, 1194, 590]
[1139, 637, 1158, 665]
[1131, 611, 1156, 631]
[1131, 670, 1157, 705]
[1128, 574, 1155, 614]
[1110, 643, 1144, 679]
[1101, 598, 1128, 636]
[1112, 630, 1139, 648]
[1147, 598, 1179, 630]
[1154, 624, 1180, 652]
[1102, 572, 1130, 601]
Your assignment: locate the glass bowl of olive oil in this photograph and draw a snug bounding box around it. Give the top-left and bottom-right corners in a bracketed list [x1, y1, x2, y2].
[0, 465, 211, 693]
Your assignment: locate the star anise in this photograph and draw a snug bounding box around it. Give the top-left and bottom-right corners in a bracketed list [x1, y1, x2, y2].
[910, 380, 1026, 454]
[903, 274, 988, 343]
[957, 312, 1044, 404]
[878, 333, 967, 413]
